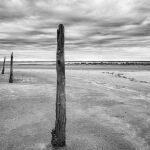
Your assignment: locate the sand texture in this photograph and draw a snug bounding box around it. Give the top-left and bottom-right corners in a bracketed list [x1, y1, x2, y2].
[0, 65, 150, 150]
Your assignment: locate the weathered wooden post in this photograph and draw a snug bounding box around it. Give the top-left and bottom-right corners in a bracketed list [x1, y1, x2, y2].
[1, 56, 6, 74]
[51, 24, 66, 147]
[9, 52, 13, 83]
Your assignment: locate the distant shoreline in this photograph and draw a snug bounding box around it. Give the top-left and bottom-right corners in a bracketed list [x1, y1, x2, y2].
[1, 64, 150, 71]
[0, 61, 150, 66]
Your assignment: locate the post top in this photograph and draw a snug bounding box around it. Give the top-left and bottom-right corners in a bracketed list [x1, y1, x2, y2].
[58, 24, 64, 30]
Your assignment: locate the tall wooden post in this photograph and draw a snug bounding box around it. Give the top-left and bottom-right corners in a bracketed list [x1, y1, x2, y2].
[51, 24, 66, 147]
[9, 52, 13, 83]
[1, 56, 6, 74]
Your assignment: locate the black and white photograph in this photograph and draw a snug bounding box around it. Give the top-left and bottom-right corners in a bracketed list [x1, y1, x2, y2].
[0, 0, 150, 150]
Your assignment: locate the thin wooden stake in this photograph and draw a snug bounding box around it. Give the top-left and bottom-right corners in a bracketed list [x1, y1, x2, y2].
[51, 24, 66, 147]
[1, 56, 6, 74]
[9, 52, 13, 83]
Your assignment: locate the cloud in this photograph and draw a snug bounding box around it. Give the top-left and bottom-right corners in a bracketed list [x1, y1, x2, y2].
[0, 0, 150, 61]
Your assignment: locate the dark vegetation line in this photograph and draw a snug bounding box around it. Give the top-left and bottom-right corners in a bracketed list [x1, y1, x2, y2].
[1, 61, 150, 66]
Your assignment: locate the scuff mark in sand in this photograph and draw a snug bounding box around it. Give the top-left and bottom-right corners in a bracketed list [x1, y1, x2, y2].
[102, 71, 150, 84]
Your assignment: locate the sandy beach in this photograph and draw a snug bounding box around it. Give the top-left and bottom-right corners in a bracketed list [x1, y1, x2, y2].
[0, 65, 150, 150]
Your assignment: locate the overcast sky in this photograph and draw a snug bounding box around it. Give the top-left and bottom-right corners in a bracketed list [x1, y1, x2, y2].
[0, 0, 150, 61]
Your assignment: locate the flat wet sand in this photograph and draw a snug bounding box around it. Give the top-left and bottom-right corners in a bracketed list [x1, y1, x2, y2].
[0, 65, 150, 150]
